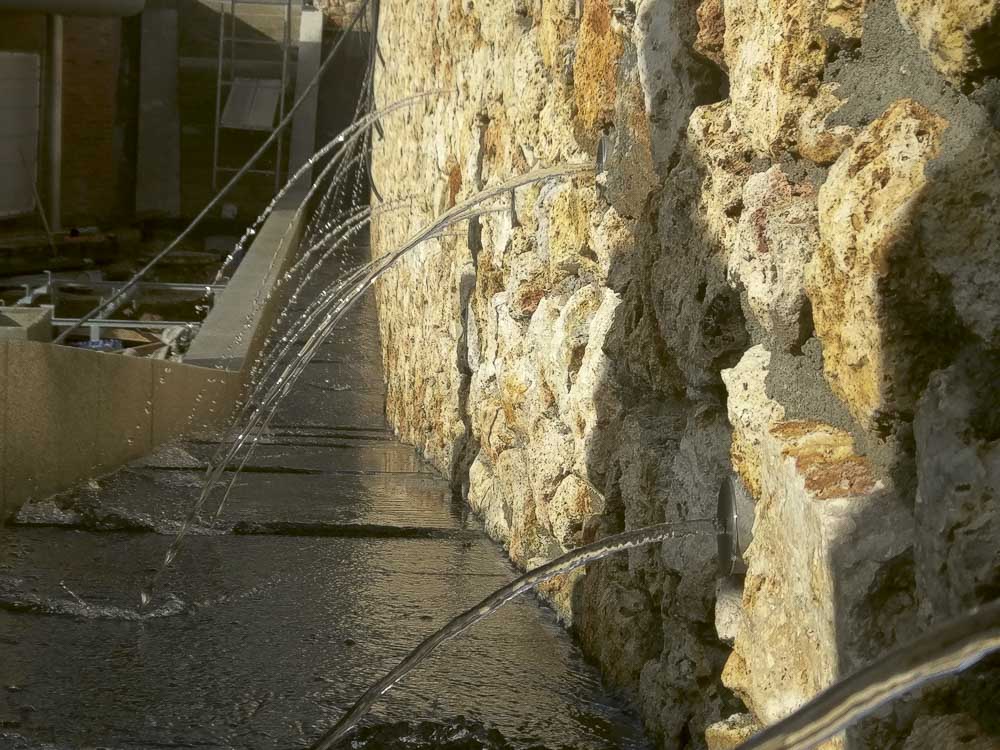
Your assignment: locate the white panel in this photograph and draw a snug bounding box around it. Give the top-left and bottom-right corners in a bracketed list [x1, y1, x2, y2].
[220, 77, 281, 131]
[0, 52, 41, 219]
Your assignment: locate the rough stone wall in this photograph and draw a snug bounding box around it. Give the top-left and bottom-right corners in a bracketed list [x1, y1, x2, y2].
[367, 0, 999, 747]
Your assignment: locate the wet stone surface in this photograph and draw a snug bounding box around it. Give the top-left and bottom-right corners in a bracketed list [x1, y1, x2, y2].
[0, 298, 650, 750]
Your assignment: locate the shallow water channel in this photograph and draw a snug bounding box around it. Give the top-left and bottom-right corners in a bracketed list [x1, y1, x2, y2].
[0, 264, 650, 750]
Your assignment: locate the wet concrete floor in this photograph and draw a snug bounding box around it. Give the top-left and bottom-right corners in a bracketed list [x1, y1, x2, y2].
[0, 272, 649, 749]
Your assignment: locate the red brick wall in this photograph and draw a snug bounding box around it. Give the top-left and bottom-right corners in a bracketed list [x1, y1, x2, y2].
[0, 13, 125, 225]
[62, 17, 123, 224]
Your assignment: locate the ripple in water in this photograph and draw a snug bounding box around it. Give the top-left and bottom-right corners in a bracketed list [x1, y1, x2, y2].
[344, 717, 557, 750]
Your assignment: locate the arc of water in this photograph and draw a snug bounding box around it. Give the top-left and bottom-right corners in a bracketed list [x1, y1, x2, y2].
[209, 203, 512, 521]
[734, 597, 1000, 750]
[141, 165, 594, 607]
[204, 92, 440, 382]
[208, 165, 591, 516]
[138, 216, 382, 605]
[235, 163, 589, 468]
[212, 90, 445, 286]
[53, 0, 376, 345]
[243, 197, 499, 429]
[308, 519, 718, 750]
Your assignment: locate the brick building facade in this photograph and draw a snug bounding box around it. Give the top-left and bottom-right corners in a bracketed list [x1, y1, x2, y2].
[0, 12, 137, 226]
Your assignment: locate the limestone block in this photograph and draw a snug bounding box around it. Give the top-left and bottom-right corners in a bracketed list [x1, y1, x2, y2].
[798, 83, 856, 166]
[527, 419, 575, 530]
[913, 351, 1000, 621]
[902, 714, 998, 750]
[504, 231, 549, 320]
[687, 102, 755, 250]
[919, 130, 1000, 348]
[468, 451, 512, 544]
[565, 287, 621, 461]
[635, 0, 712, 170]
[706, 713, 762, 750]
[714, 577, 744, 645]
[591, 205, 632, 280]
[496, 447, 544, 565]
[647, 102, 752, 387]
[896, 0, 1000, 83]
[538, 0, 579, 74]
[537, 182, 599, 283]
[534, 285, 605, 417]
[728, 167, 819, 350]
[723, 0, 843, 157]
[548, 474, 606, 549]
[825, 0, 868, 39]
[723, 420, 911, 735]
[806, 99, 950, 429]
[604, 72, 660, 217]
[573, 0, 625, 143]
[695, 0, 726, 68]
[722, 345, 786, 498]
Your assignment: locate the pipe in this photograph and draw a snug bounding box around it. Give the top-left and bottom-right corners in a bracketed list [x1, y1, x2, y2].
[717, 473, 754, 576]
[0, 0, 144, 15]
[46, 13, 63, 232]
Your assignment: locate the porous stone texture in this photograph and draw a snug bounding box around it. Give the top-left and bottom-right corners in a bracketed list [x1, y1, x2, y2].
[913, 349, 1000, 621]
[721, 418, 910, 743]
[895, 0, 1000, 84]
[902, 713, 1000, 750]
[365, 0, 1000, 746]
[705, 713, 761, 750]
[806, 99, 953, 430]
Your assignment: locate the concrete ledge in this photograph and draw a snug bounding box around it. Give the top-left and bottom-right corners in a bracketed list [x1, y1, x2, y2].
[0, 340, 240, 520]
[184, 194, 308, 371]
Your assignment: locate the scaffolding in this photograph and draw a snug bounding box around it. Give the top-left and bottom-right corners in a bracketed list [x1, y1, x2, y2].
[211, 0, 293, 193]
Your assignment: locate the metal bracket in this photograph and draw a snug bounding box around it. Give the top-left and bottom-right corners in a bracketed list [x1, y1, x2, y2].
[717, 473, 754, 576]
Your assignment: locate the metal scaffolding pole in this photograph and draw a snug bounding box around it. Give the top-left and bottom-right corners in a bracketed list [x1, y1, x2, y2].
[46, 13, 63, 232]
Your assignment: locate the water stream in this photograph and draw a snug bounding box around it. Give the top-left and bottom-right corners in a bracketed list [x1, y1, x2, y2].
[141, 164, 594, 608]
[310, 520, 718, 749]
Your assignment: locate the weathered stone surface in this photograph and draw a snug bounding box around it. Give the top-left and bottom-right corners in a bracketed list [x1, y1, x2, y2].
[705, 713, 761, 750]
[798, 83, 857, 166]
[723, 420, 911, 733]
[919, 129, 1000, 348]
[694, 0, 726, 68]
[548, 474, 606, 549]
[635, 0, 720, 172]
[728, 167, 819, 351]
[913, 350, 1000, 622]
[722, 0, 855, 159]
[902, 714, 999, 750]
[645, 102, 751, 389]
[722, 345, 786, 499]
[573, 0, 625, 144]
[714, 577, 743, 645]
[896, 0, 1000, 83]
[806, 99, 952, 429]
[371, 1, 1000, 746]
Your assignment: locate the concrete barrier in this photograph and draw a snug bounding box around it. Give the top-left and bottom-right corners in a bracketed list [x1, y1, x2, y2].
[0, 7, 322, 521]
[184, 193, 309, 371]
[0, 192, 313, 520]
[0, 340, 241, 520]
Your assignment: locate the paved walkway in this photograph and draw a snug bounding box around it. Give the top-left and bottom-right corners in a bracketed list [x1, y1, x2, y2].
[0, 263, 648, 749]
